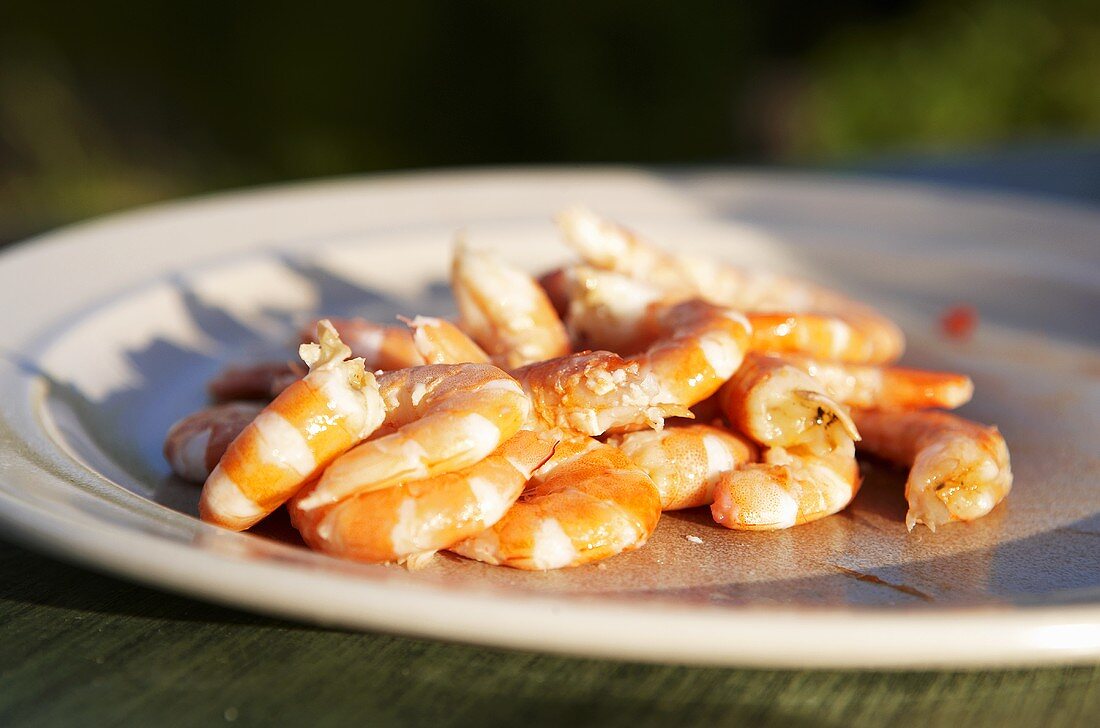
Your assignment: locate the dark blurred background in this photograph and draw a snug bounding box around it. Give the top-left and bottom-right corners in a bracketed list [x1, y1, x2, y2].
[3, 0, 1099, 244]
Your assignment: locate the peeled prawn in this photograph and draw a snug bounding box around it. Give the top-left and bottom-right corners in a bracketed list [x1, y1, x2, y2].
[404, 315, 491, 365]
[408, 289, 748, 436]
[746, 312, 902, 365]
[564, 265, 897, 366]
[300, 317, 425, 371]
[608, 423, 757, 510]
[779, 354, 974, 410]
[557, 207, 904, 362]
[711, 440, 861, 530]
[407, 319, 687, 435]
[200, 321, 386, 530]
[289, 430, 554, 564]
[852, 409, 1012, 531]
[450, 440, 662, 570]
[164, 401, 263, 482]
[295, 363, 531, 511]
[451, 245, 570, 368]
[518, 294, 752, 435]
[719, 353, 859, 455]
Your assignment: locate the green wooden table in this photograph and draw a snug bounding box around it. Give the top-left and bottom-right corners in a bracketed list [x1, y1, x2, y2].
[3, 540, 1099, 727]
[3, 153, 1099, 727]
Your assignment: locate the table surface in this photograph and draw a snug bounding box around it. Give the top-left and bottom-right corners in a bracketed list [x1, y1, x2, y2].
[3, 149, 1099, 727]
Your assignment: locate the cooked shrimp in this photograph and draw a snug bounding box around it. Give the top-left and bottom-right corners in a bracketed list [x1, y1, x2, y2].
[711, 440, 860, 530]
[746, 312, 902, 365]
[200, 321, 386, 530]
[289, 430, 554, 564]
[404, 317, 689, 435]
[564, 265, 897, 366]
[403, 315, 491, 365]
[557, 207, 904, 362]
[607, 423, 757, 510]
[208, 360, 304, 402]
[300, 317, 424, 371]
[555, 207, 705, 298]
[164, 402, 263, 482]
[451, 244, 570, 368]
[719, 353, 859, 455]
[450, 440, 662, 570]
[779, 354, 974, 410]
[852, 409, 1012, 531]
[559, 271, 752, 414]
[295, 363, 531, 511]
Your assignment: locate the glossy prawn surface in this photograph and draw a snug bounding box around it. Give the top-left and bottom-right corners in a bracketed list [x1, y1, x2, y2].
[404, 315, 491, 365]
[607, 423, 758, 510]
[405, 316, 694, 436]
[746, 312, 903, 365]
[296, 363, 531, 511]
[164, 401, 263, 482]
[451, 245, 570, 368]
[513, 351, 691, 436]
[781, 354, 974, 410]
[289, 430, 554, 564]
[450, 439, 662, 570]
[300, 317, 425, 371]
[556, 207, 904, 363]
[561, 268, 752, 413]
[711, 439, 861, 530]
[853, 409, 1012, 531]
[719, 353, 859, 456]
[200, 321, 386, 530]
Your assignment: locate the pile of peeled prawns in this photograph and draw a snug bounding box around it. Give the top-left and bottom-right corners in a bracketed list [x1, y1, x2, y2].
[164, 207, 1013, 571]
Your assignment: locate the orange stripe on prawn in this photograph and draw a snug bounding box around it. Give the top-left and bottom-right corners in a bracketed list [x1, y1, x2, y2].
[295, 363, 532, 511]
[777, 354, 974, 411]
[608, 423, 757, 510]
[290, 430, 554, 565]
[450, 439, 662, 570]
[199, 320, 386, 531]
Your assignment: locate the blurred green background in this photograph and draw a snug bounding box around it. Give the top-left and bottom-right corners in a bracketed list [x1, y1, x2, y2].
[3, 0, 1099, 243]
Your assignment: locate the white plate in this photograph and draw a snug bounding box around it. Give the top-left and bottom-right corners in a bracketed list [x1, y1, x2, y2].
[1, 168, 1099, 669]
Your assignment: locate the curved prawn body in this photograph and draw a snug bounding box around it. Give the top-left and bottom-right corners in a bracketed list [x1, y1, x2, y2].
[404, 315, 491, 365]
[557, 207, 904, 363]
[747, 312, 903, 365]
[164, 402, 263, 482]
[780, 355, 974, 410]
[608, 424, 757, 510]
[289, 431, 554, 564]
[450, 440, 662, 570]
[208, 361, 304, 402]
[200, 321, 386, 530]
[556, 206, 704, 297]
[513, 352, 691, 436]
[719, 353, 859, 456]
[711, 440, 861, 530]
[451, 245, 570, 368]
[852, 409, 1012, 531]
[300, 317, 425, 371]
[644, 300, 752, 408]
[405, 316, 695, 436]
[562, 269, 752, 411]
[295, 363, 531, 511]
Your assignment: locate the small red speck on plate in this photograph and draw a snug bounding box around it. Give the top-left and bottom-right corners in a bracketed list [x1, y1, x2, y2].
[940, 305, 978, 341]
